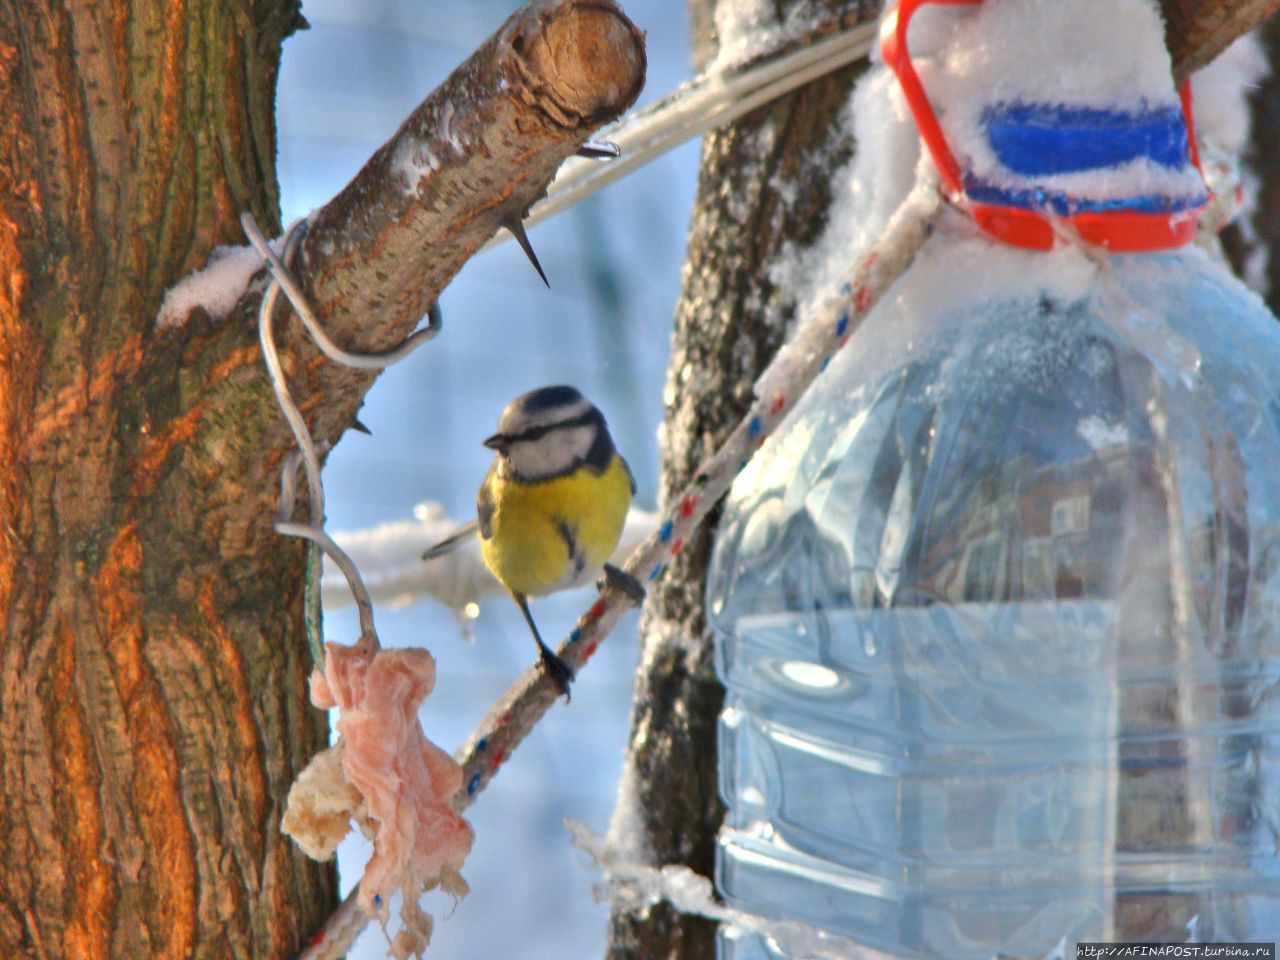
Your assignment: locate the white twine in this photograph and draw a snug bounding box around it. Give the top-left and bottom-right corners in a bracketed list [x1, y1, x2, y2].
[243, 211, 441, 653]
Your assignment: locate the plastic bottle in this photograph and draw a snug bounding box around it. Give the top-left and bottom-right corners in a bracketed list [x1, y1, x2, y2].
[706, 2, 1280, 957]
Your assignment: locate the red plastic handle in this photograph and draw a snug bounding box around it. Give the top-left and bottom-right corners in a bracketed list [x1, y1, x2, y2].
[880, 0, 979, 199]
[879, 0, 1205, 251]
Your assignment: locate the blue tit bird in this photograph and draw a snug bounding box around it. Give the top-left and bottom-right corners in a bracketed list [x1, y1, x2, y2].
[423, 385, 645, 696]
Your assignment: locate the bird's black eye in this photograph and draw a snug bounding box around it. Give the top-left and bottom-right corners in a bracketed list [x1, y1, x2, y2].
[518, 424, 553, 443]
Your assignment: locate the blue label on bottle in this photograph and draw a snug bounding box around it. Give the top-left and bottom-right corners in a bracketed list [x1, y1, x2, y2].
[983, 101, 1191, 176]
[962, 177, 1206, 217]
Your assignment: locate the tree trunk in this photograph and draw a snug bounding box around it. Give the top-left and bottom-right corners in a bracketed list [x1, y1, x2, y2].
[606, 3, 1280, 959]
[0, 3, 337, 958]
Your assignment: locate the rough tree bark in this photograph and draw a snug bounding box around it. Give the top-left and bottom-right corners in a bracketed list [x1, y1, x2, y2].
[1163, 0, 1280, 77]
[0, 2, 643, 958]
[0, 6, 321, 958]
[606, 2, 1280, 959]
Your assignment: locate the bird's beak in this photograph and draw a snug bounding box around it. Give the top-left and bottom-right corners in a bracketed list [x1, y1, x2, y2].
[483, 433, 507, 452]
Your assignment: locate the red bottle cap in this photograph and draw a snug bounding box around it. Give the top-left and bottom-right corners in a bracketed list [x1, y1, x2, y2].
[880, 0, 1207, 252]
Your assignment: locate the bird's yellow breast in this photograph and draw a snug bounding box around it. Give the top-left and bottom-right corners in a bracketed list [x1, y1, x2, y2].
[480, 454, 633, 598]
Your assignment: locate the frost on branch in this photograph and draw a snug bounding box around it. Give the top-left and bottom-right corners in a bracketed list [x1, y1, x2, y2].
[284, 642, 473, 959]
[567, 821, 867, 960]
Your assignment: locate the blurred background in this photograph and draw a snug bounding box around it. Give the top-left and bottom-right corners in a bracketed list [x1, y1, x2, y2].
[276, 1, 698, 956]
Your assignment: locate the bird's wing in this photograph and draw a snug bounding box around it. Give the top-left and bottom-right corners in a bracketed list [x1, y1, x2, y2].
[556, 519, 587, 578]
[476, 466, 496, 540]
[421, 520, 480, 561]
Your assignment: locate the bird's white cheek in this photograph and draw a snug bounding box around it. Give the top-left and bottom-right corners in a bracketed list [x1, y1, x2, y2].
[550, 425, 595, 465]
[508, 426, 594, 477]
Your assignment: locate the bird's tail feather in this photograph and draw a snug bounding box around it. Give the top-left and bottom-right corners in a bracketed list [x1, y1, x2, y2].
[421, 520, 480, 561]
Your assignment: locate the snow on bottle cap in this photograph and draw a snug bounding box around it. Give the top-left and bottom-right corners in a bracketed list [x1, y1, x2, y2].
[881, 0, 1209, 251]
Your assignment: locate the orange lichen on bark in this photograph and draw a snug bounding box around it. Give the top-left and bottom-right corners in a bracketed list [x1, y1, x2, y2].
[160, 0, 188, 148]
[94, 522, 197, 959]
[131, 398, 208, 495]
[52, 623, 113, 960]
[205, 342, 260, 385]
[132, 342, 261, 492]
[0, 214, 26, 622]
[197, 580, 269, 818]
[27, 333, 142, 447]
[0, 37, 37, 632]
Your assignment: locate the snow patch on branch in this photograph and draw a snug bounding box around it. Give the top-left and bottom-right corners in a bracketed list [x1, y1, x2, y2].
[1192, 33, 1268, 158]
[156, 231, 291, 329]
[637, 614, 708, 672]
[603, 750, 648, 862]
[393, 137, 443, 197]
[391, 102, 476, 198]
[710, 0, 838, 72]
[1191, 32, 1270, 286]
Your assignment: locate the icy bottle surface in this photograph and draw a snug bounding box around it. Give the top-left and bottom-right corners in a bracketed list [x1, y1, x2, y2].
[706, 248, 1280, 958]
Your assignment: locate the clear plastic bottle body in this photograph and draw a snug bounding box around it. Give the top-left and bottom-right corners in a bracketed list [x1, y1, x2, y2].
[707, 243, 1280, 959]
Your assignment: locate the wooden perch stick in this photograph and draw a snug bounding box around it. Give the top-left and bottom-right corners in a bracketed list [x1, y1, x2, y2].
[245, 0, 646, 450]
[301, 0, 646, 321]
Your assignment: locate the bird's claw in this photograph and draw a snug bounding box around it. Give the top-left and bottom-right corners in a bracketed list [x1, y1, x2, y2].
[539, 644, 575, 701]
[601, 563, 646, 606]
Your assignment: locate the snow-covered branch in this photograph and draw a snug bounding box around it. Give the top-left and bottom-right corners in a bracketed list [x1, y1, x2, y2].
[320, 504, 660, 616]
